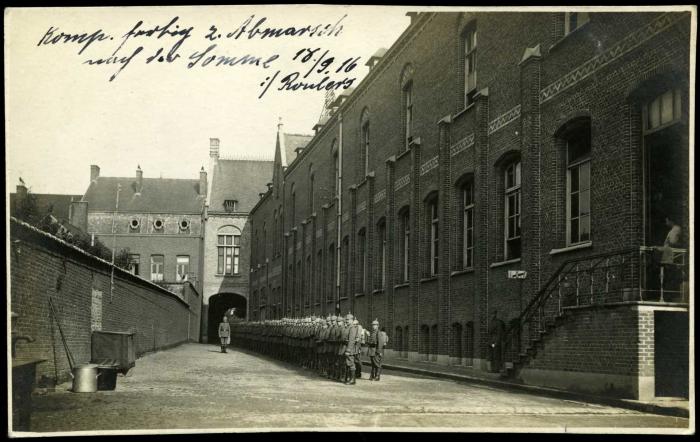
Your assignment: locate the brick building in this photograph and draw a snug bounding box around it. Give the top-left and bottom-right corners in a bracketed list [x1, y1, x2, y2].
[75, 165, 207, 295]
[248, 11, 691, 400]
[200, 139, 279, 342]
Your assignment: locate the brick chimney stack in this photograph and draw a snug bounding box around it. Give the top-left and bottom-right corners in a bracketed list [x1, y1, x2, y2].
[90, 165, 100, 182]
[199, 166, 207, 197]
[136, 165, 143, 193]
[210, 138, 220, 159]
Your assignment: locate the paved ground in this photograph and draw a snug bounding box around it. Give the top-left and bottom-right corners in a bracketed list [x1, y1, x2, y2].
[26, 343, 690, 433]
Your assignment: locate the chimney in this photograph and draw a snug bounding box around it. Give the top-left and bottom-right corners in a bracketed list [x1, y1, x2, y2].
[16, 179, 27, 201]
[210, 138, 220, 159]
[406, 11, 419, 24]
[90, 165, 100, 182]
[136, 165, 143, 193]
[69, 200, 88, 232]
[199, 166, 207, 196]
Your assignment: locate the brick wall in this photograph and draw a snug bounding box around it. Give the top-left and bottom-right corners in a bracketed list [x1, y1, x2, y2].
[249, 11, 690, 374]
[10, 218, 200, 387]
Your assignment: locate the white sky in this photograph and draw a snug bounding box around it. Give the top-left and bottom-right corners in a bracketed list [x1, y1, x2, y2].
[5, 5, 412, 195]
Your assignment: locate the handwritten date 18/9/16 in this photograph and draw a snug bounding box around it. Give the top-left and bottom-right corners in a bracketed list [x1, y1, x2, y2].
[292, 47, 359, 77]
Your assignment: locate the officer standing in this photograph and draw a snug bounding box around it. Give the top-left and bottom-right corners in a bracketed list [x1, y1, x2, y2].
[344, 314, 360, 385]
[367, 319, 388, 381]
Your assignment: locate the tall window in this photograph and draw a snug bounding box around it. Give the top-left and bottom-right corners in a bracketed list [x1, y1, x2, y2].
[316, 249, 323, 304]
[176, 255, 190, 281]
[361, 120, 370, 177]
[566, 124, 591, 245]
[309, 173, 315, 213]
[305, 255, 311, 307]
[564, 12, 589, 35]
[463, 26, 477, 106]
[377, 220, 387, 289]
[403, 82, 414, 150]
[262, 224, 267, 261]
[217, 234, 241, 275]
[644, 88, 681, 132]
[504, 161, 522, 260]
[342, 236, 350, 298]
[462, 181, 475, 268]
[429, 199, 439, 276]
[400, 210, 410, 282]
[327, 243, 335, 302]
[332, 143, 339, 196]
[150, 255, 164, 282]
[273, 211, 278, 255]
[128, 254, 140, 275]
[290, 184, 296, 226]
[357, 228, 367, 294]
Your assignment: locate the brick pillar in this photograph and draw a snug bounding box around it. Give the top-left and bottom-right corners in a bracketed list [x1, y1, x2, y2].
[473, 88, 490, 370]
[366, 172, 376, 325]
[283, 233, 289, 316]
[385, 157, 397, 351]
[409, 138, 422, 361]
[349, 185, 358, 316]
[437, 115, 452, 364]
[519, 45, 543, 310]
[291, 227, 298, 316]
[311, 213, 318, 314]
[301, 220, 308, 315]
[627, 104, 644, 289]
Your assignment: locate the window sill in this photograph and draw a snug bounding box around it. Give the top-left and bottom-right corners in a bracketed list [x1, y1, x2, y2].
[420, 276, 438, 283]
[215, 273, 242, 278]
[394, 282, 410, 289]
[372, 289, 385, 295]
[339, 296, 349, 301]
[550, 241, 592, 256]
[490, 258, 521, 268]
[451, 268, 474, 277]
[396, 148, 411, 161]
[549, 20, 591, 53]
[452, 103, 475, 121]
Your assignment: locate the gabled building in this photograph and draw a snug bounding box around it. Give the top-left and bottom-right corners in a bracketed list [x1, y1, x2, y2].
[200, 139, 279, 342]
[77, 164, 207, 295]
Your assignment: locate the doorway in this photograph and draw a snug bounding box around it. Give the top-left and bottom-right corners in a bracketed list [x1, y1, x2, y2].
[654, 310, 689, 398]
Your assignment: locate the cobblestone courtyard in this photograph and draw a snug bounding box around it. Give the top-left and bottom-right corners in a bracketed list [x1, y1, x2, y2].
[26, 343, 689, 433]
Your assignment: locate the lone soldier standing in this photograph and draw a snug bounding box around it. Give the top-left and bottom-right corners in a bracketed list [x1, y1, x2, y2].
[218, 316, 230, 353]
[367, 319, 388, 381]
[488, 310, 506, 373]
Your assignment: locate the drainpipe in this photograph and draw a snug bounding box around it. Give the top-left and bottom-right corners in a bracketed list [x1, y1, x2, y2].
[335, 112, 343, 313]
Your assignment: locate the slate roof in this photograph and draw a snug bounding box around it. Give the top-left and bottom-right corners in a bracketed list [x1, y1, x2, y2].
[82, 177, 205, 213]
[281, 133, 313, 168]
[9, 192, 83, 222]
[208, 159, 274, 214]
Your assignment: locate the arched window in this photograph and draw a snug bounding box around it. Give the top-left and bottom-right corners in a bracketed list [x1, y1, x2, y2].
[342, 236, 350, 298]
[376, 218, 387, 289]
[400, 64, 415, 152]
[217, 225, 242, 275]
[504, 160, 522, 260]
[290, 183, 296, 228]
[462, 23, 477, 107]
[426, 195, 439, 276]
[305, 255, 312, 307]
[399, 207, 410, 282]
[309, 171, 315, 214]
[360, 108, 370, 177]
[327, 242, 336, 303]
[563, 119, 592, 245]
[331, 139, 339, 196]
[357, 227, 367, 294]
[460, 178, 475, 269]
[316, 249, 323, 304]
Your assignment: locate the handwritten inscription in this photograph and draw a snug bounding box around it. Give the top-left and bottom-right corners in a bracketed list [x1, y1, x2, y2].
[35, 14, 359, 97]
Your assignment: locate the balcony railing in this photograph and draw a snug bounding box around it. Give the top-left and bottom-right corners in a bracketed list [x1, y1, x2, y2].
[501, 246, 689, 371]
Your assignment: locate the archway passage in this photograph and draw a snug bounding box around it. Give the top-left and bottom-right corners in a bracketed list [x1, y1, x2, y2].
[208, 292, 247, 343]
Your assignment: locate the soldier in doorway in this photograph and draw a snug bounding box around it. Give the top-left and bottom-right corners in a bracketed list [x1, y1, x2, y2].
[488, 310, 506, 373]
[218, 316, 230, 353]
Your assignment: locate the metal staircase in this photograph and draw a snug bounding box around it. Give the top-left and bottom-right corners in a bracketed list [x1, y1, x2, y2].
[499, 246, 688, 378]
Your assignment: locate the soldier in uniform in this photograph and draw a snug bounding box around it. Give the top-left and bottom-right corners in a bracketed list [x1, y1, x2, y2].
[344, 314, 360, 385]
[326, 316, 337, 379]
[336, 315, 348, 382]
[353, 318, 364, 379]
[367, 319, 389, 381]
[488, 310, 506, 373]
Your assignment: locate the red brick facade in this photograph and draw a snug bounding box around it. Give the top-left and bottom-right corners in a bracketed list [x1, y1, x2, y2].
[248, 11, 691, 391]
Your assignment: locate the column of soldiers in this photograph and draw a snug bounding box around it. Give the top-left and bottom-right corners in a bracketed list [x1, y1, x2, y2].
[230, 313, 388, 384]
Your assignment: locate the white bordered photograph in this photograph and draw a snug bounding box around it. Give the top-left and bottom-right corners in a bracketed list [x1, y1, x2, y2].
[5, 4, 695, 435]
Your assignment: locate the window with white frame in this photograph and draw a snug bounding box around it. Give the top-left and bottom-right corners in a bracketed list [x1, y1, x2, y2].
[401, 210, 410, 282]
[429, 199, 439, 276]
[128, 254, 140, 275]
[644, 88, 682, 132]
[217, 234, 241, 275]
[564, 12, 589, 35]
[462, 181, 475, 268]
[566, 124, 591, 245]
[361, 120, 370, 177]
[150, 255, 164, 282]
[176, 255, 190, 281]
[463, 26, 477, 107]
[504, 161, 522, 260]
[404, 82, 414, 150]
[223, 199, 238, 212]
